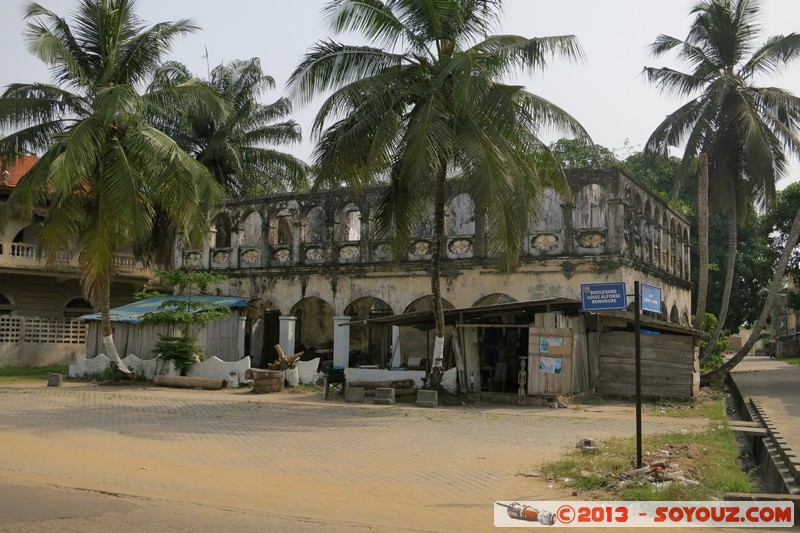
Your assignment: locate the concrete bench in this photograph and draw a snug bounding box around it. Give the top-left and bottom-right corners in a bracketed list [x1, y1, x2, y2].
[374, 388, 395, 405]
[344, 387, 365, 403]
[416, 389, 438, 408]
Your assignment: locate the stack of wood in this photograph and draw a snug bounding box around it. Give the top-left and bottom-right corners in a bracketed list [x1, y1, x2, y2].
[346, 379, 417, 397]
[245, 368, 284, 394]
[267, 345, 302, 370]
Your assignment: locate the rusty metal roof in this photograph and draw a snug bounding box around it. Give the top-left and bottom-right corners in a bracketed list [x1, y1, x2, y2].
[348, 297, 702, 336]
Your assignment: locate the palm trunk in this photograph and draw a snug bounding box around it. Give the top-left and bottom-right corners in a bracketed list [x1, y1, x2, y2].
[701, 201, 737, 361]
[693, 153, 709, 330]
[99, 279, 133, 377]
[702, 205, 800, 384]
[427, 158, 447, 389]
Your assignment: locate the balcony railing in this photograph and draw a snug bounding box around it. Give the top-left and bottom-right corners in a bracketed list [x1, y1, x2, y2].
[0, 241, 149, 277]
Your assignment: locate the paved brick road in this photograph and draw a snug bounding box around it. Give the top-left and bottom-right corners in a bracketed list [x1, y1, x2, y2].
[0, 385, 708, 532]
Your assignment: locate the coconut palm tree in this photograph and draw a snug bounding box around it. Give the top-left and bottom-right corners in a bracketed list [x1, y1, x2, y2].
[643, 0, 800, 359]
[289, 0, 589, 383]
[703, 198, 800, 383]
[149, 58, 309, 198]
[0, 0, 225, 375]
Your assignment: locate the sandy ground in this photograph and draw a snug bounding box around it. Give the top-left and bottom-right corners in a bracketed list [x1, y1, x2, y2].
[0, 381, 757, 532]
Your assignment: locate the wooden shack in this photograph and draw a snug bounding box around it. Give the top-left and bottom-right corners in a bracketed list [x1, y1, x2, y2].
[81, 296, 247, 362]
[354, 298, 700, 400]
[587, 312, 700, 399]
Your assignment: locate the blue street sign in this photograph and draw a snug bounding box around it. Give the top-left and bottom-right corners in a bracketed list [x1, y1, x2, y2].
[580, 282, 627, 311]
[640, 283, 662, 313]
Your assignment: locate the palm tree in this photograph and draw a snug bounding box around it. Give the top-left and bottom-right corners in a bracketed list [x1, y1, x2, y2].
[643, 0, 800, 360]
[149, 58, 309, 198]
[289, 0, 589, 383]
[703, 200, 800, 383]
[0, 0, 225, 375]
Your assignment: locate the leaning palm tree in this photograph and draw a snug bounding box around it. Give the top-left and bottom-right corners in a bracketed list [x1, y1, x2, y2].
[643, 0, 800, 359]
[0, 0, 225, 375]
[149, 58, 309, 198]
[289, 0, 589, 383]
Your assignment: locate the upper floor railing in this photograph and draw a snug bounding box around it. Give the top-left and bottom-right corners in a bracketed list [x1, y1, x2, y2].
[177, 169, 692, 283]
[0, 241, 150, 278]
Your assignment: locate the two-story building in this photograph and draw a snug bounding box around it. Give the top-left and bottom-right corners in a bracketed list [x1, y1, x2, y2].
[177, 169, 694, 382]
[0, 155, 152, 366]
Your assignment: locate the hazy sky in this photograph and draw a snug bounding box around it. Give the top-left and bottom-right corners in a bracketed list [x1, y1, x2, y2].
[1, 0, 799, 188]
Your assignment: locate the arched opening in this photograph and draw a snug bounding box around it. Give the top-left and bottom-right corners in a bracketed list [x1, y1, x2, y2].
[473, 293, 517, 306]
[0, 294, 15, 315]
[11, 225, 39, 257]
[272, 209, 293, 246]
[670, 304, 680, 323]
[661, 212, 670, 272]
[445, 193, 475, 257]
[529, 188, 564, 255]
[245, 299, 281, 368]
[573, 184, 608, 251]
[652, 207, 662, 269]
[400, 296, 455, 370]
[291, 297, 335, 360]
[344, 297, 394, 368]
[211, 213, 232, 248]
[240, 211, 263, 247]
[337, 202, 362, 242]
[64, 297, 93, 319]
[270, 208, 294, 263]
[303, 205, 326, 243]
[409, 207, 435, 258]
[643, 201, 653, 263]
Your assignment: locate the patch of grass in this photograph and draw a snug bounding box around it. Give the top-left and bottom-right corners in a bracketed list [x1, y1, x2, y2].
[647, 388, 726, 421]
[539, 399, 756, 501]
[0, 365, 69, 382]
[783, 357, 800, 366]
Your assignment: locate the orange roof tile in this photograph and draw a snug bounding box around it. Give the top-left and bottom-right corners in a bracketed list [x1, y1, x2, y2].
[1, 154, 39, 187]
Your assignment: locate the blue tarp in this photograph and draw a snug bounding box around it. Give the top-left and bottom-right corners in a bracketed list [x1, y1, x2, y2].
[80, 296, 248, 324]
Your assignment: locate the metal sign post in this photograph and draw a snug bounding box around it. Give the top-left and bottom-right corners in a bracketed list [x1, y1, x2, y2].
[634, 281, 642, 469]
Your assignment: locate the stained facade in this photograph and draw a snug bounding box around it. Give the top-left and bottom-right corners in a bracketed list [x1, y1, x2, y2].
[177, 169, 692, 368]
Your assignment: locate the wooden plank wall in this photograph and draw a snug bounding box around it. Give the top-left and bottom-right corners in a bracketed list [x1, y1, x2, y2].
[597, 329, 697, 399]
[527, 324, 574, 396]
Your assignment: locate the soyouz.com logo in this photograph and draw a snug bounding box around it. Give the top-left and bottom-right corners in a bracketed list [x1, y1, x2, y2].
[493, 501, 794, 528]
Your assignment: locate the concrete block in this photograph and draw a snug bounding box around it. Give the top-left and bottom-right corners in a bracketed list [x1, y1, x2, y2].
[345, 387, 365, 403]
[47, 373, 63, 387]
[374, 388, 395, 405]
[416, 389, 438, 408]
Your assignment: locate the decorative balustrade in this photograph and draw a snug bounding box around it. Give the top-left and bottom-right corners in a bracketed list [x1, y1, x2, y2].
[182, 169, 692, 282]
[0, 242, 147, 276]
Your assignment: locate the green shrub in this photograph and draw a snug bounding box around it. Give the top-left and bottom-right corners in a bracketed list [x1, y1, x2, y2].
[153, 335, 203, 375]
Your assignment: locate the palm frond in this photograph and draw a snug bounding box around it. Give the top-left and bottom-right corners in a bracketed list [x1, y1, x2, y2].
[741, 33, 800, 78]
[287, 41, 406, 106]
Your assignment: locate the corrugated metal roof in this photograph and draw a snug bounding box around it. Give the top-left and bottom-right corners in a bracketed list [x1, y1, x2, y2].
[80, 295, 248, 324]
[347, 298, 702, 337]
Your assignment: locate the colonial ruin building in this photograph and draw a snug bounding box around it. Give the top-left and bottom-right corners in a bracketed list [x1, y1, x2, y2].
[177, 168, 694, 396]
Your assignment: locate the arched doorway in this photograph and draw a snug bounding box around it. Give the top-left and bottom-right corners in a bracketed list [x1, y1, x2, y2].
[344, 297, 393, 367]
[246, 299, 281, 368]
[291, 297, 335, 357]
[401, 296, 454, 370]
